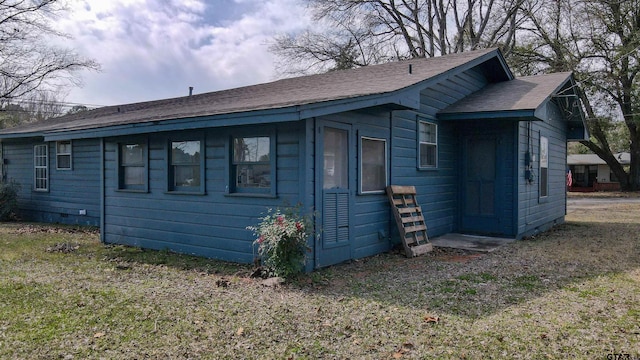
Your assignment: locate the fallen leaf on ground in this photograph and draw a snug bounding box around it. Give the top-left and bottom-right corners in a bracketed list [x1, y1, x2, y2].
[93, 332, 105, 338]
[424, 316, 440, 323]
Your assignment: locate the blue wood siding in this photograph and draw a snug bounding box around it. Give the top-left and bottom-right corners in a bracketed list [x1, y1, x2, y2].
[2, 138, 101, 225]
[391, 67, 490, 239]
[516, 103, 568, 238]
[419, 69, 488, 117]
[316, 110, 393, 260]
[102, 122, 304, 263]
[391, 111, 459, 238]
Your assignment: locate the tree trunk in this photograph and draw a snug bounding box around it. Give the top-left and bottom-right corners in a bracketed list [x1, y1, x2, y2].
[629, 136, 640, 191]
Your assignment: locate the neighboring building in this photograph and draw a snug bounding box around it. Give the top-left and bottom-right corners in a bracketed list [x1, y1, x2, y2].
[568, 152, 630, 191]
[0, 48, 588, 269]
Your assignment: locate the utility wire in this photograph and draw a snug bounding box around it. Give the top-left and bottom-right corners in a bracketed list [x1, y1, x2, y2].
[0, 98, 105, 109]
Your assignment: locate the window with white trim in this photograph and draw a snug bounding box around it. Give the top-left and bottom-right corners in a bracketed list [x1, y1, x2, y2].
[540, 136, 548, 197]
[232, 136, 272, 193]
[360, 136, 387, 193]
[169, 140, 203, 192]
[34, 144, 48, 191]
[119, 142, 147, 191]
[56, 140, 72, 170]
[418, 120, 437, 168]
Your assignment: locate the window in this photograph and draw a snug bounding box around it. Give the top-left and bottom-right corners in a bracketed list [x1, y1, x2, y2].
[56, 140, 72, 170]
[361, 137, 387, 193]
[232, 136, 271, 193]
[169, 140, 203, 192]
[34, 144, 48, 191]
[119, 142, 147, 191]
[418, 120, 437, 168]
[573, 165, 585, 185]
[323, 128, 348, 189]
[540, 136, 548, 197]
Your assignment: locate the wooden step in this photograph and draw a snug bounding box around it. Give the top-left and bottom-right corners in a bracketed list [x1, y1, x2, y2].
[386, 185, 432, 258]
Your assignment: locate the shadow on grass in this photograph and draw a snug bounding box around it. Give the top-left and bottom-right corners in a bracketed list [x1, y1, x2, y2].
[86, 217, 640, 322]
[288, 219, 640, 319]
[99, 244, 253, 277]
[11, 202, 637, 322]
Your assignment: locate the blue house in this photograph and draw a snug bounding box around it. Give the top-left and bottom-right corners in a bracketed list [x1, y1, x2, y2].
[0, 48, 588, 268]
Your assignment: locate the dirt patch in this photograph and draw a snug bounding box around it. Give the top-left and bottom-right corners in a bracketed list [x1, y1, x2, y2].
[45, 243, 80, 253]
[427, 246, 485, 262]
[11, 224, 98, 235]
[440, 253, 485, 263]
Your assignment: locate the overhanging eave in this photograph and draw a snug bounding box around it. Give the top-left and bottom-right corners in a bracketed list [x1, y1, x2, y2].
[437, 109, 539, 121]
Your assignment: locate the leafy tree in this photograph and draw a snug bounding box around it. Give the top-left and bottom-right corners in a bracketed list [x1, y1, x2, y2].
[66, 104, 88, 115]
[0, 0, 99, 102]
[510, 0, 640, 190]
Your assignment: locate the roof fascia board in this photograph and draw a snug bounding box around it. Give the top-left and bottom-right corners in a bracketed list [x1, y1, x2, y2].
[46, 95, 417, 141]
[298, 92, 418, 118]
[559, 76, 590, 138]
[43, 108, 301, 141]
[43, 88, 424, 141]
[490, 47, 514, 80]
[533, 105, 547, 120]
[0, 132, 45, 140]
[437, 109, 539, 121]
[546, 74, 590, 139]
[427, 48, 512, 83]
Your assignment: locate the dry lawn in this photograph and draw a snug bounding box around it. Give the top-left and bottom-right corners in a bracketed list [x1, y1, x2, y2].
[0, 200, 638, 359]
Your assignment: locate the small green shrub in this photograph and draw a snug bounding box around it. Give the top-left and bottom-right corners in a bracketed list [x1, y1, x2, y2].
[247, 207, 313, 279]
[0, 181, 20, 221]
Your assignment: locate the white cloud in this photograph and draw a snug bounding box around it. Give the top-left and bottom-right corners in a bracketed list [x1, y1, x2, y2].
[56, 0, 309, 106]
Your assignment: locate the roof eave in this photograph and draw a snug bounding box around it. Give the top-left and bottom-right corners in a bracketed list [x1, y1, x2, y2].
[0, 132, 45, 140]
[41, 92, 419, 141]
[548, 74, 590, 140]
[43, 107, 303, 141]
[437, 109, 538, 121]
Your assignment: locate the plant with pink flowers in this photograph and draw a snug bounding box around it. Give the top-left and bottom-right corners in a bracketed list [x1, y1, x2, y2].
[247, 207, 312, 278]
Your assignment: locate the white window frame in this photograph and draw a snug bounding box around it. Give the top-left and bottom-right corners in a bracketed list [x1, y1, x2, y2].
[34, 144, 49, 192]
[418, 119, 438, 169]
[360, 136, 387, 194]
[231, 135, 275, 195]
[168, 138, 204, 193]
[56, 140, 72, 170]
[118, 141, 148, 192]
[540, 135, 549, 198]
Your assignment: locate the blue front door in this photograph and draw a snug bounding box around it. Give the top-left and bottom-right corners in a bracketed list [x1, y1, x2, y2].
[461, 135, 504, 234]
[315, 123, 353, 267]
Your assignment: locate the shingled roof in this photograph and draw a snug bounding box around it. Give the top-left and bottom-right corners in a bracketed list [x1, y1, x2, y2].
[0, 48, 506, 137]
[438, 72, 575, 119]
[568, 152, 630, 165]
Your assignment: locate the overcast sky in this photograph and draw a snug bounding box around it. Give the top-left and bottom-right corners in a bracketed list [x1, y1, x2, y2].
[56, 0, 310, 107]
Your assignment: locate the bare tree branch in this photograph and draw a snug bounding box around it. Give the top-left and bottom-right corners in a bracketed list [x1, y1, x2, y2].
[0, 0, 100, 102]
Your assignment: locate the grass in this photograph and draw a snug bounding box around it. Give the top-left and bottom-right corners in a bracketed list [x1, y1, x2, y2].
[0, 203, 639, 359]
